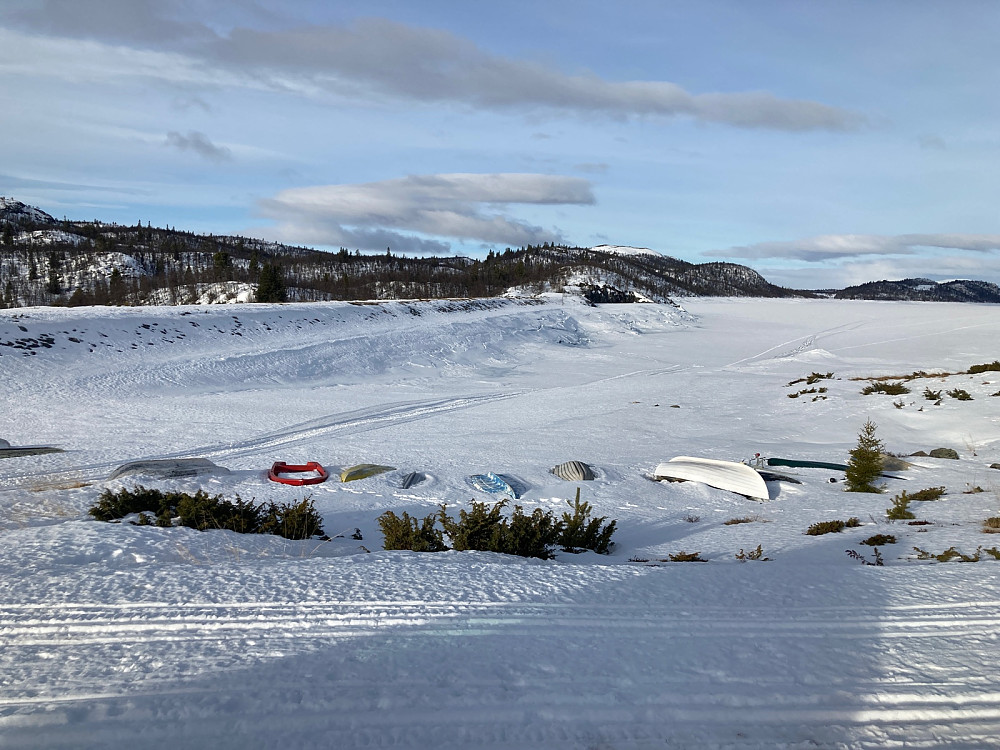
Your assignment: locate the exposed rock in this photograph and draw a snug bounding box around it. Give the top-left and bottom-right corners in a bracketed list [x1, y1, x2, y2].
[990, 463, 1000, 470]
[928, 448, 960, 460]
[0, 438, 10, 449]
[880, 454, 913, 471]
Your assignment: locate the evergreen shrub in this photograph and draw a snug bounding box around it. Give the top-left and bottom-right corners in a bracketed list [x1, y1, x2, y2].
[376, 491, 618, 559]
[908, 487, 946, 502]
[378, 510, 447, 551]
[845, 419, 886, 493]
[886, 492, 917, 520]
[89, 486, 325, 539]
[806, 518, 860, 536]
[968, 360, 1000, 374]
[861, 382, 909, 395]
[862, 534, 896, 546]
[559, 489, 617, 554]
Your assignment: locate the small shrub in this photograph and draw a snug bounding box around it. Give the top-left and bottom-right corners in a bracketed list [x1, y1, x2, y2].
[89, 485, 175, 524]
[260, 497, 326, 540]
[968, 360, 1000, 374]
[89, 486, 325, 539]
[439, 499, 508, 553]
[914, 546, 982, 562]
[923, 388, 942, 400]
[861, 382, 910, 396]
[946, 388, 973, 401]
[683, 514, 700, 523]
[846, 548, 884, 566]
[893, 399, 905, 409]
[559, 489, 617, 554]
[806, 371, 834, 384]
[383, 495, 619, 559]
[982, 517, 1000, 533]
[807, 518, 859, 536]
[908, 486, 946, 502]
[501, 505, 563, 559]
[886, 491, 916, 520]
[667, 550, 705, 562]
[964, 486, 985, 494]
[724, 516, 759, 526]
[735, 544, 769, 561]
[862, 534, 896, 546]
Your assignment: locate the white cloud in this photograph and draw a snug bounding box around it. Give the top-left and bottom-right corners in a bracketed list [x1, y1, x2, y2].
[257, 173, 595, 253]
[2, 8, 863, 132]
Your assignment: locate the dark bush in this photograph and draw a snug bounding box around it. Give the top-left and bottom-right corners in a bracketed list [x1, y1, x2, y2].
[260, 497, 326, 540]
[499, 505, 563, 559]
[439, 499, 508, 553]
[378, 493, 619, 559]
[559, 490, 617, 554]
[908, 486, 946, 502]
[862, 534, 897, 546]
[861, 382, 909, 395]
[968, 360, 1000, 374]
[378, 510, 447, 552]
[89, 486, 325, 539]
[806, 518, 860, 536]
[89, 485, 174, 523]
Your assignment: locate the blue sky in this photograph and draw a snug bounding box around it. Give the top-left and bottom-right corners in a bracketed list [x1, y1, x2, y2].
[2, 0, 999, 288]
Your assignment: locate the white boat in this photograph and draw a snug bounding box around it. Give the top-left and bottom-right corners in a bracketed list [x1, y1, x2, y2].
[653, 456, 770, 500]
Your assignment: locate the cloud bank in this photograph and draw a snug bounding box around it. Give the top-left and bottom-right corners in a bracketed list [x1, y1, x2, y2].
[5, 4, 862, 132]
[718, 233, 1000, 262]
[258, 173, 595, 253]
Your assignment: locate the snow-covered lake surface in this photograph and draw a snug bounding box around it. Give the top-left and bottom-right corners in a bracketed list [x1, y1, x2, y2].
[3, 296, 1000, 749]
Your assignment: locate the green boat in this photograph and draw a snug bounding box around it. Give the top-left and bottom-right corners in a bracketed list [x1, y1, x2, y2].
[766, 458, 849, 471]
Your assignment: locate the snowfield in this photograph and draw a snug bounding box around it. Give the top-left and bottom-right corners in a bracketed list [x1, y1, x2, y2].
[3, 296, 1000, 749]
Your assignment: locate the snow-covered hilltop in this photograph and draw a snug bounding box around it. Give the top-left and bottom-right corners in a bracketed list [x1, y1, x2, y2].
[588, 243, 661, 257]
[0, 196, 56, 226]
[2, 198, 999, 308]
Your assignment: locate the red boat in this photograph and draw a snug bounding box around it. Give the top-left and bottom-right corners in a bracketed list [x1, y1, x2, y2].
[267, 461, 329, 486]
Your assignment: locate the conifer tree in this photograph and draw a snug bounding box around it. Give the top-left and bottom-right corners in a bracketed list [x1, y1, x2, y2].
[256, 263, 287, 303]
[845, 419, 885, 493]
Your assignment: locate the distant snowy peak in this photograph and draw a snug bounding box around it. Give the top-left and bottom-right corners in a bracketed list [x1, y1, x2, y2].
[0, 197, 55, 226]
[588, 244, 661, 257]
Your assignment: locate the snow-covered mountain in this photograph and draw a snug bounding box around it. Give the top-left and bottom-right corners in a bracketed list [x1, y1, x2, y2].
[3, 198, 999, 308]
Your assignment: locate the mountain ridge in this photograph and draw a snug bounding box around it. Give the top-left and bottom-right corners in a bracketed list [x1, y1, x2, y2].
[1, 197, 994, 307]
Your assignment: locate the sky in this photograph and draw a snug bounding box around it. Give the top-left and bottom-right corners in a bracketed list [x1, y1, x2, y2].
[2, 0, 1000, 289]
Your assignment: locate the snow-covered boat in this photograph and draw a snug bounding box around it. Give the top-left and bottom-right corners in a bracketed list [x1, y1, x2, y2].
[653, 456, 770, 500]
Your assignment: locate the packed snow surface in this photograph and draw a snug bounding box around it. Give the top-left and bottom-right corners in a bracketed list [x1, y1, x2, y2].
[3, 296, 1000, 749]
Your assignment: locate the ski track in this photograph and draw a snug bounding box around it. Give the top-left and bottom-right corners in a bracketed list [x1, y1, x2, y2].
[0, 392, 526, 487]
[2, 598, 1000, 748]
[0, 362, 687, 488]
